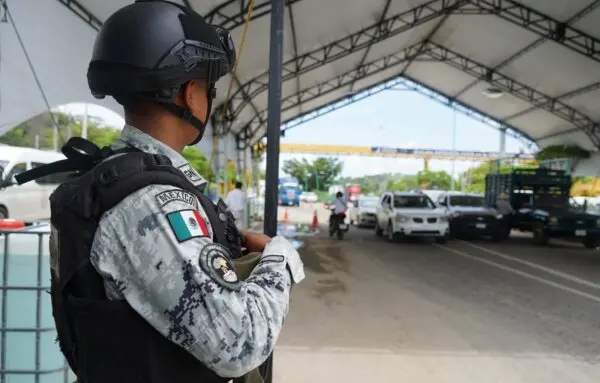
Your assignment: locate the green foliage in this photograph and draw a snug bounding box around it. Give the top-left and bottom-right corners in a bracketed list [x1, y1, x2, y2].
[416, 170, 452, 190]
[282, 156, 343, 191]
[182, 147, 215, 182]
[536, 145, 590, 160]
[0, 111, 212, 177]
[457, 161, 537, 193]
[386, 176, 419, 192]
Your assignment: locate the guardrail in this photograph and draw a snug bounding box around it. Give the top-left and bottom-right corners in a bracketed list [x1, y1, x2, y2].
[0, 227, 73, 383]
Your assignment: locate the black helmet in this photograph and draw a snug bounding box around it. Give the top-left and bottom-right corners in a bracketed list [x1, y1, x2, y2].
[87, 0, 236, 144]
[336, 191, 343, 198]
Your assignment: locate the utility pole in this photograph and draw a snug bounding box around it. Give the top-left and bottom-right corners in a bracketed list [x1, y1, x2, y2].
[82, 103, 88, 139]
[450, 108, 457, 191]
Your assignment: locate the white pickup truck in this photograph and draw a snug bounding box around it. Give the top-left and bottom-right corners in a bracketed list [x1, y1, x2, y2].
[374, 191, 449, 243]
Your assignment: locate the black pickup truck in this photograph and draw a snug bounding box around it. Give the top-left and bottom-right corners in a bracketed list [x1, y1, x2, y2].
[436, 192, 507, 240]
[485, 168, 600, 248]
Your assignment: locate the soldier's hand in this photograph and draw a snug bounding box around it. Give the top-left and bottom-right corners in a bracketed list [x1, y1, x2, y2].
[240, 230, 271, 253]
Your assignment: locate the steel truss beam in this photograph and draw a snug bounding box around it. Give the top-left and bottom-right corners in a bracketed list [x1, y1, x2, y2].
[55, 0, 102, 30]
[241, 42, 424, 144]
[421, 41, 600, 147]
[238, 55, 534, 149]
[468, 0, 600, 63]
[504, 81, 600, 122]
[221, 0, 470, 124]
[247, 74, 534, 158]
[454, 0, 600, 98]
[348, 0, 393, 93]
[205, 0, 302, 30]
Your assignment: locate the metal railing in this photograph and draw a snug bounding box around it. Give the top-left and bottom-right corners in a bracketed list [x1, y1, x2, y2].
[0, 227, 72, 383]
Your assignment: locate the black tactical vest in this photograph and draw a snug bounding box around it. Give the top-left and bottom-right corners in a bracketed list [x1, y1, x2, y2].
[16, 137, 245, 383]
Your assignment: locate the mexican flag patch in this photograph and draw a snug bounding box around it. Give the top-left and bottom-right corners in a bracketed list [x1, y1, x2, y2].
[166, 209, 209, 242]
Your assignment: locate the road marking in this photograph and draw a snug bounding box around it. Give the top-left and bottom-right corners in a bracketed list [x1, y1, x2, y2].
[435, 244, 600, 304]
[460, 241, 600, 290]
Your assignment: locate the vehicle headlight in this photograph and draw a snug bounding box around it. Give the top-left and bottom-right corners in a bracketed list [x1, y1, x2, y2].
[439, 216, 448, 223]
[549, 216, 558, 225]
[496, 214, 503, 219]
[395, 214, 409, 222]
[451, 211, 461, 218]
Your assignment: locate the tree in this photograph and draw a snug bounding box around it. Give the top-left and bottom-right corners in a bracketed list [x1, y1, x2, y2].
[182, 147, 215, 182]
[416, 170, 453, 190]
[0, 111, 214, 177]
[458, 161, 537, 193]
[309, 157, 343, 191]
[282, 156, 343, 191]
[282, 158, 310, 187]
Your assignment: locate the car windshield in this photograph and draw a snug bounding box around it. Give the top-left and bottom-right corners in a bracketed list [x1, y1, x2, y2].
[393, 195, 435, 209]
[360, 198, 378, 207]
[450, 195, 484, 207]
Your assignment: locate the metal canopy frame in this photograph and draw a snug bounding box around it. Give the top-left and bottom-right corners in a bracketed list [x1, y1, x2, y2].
[222, 0, 470, 127]
[225, 0, 600, 150]
[53, 0, 600, 151]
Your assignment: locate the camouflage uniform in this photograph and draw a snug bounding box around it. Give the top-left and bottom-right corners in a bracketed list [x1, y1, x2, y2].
[79, 125, 304, 378]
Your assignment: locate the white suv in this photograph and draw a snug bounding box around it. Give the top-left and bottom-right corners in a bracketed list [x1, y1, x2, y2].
[375, 191, 449, 243]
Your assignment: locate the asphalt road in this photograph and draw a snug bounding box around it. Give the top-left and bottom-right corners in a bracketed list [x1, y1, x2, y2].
[273, 206, 600, 382]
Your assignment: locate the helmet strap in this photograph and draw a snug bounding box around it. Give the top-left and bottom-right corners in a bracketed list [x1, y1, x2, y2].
[158, 82, 216, 146]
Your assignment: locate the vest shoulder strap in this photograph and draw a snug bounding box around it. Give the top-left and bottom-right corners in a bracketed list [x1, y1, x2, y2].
[90, 153, 229, 246]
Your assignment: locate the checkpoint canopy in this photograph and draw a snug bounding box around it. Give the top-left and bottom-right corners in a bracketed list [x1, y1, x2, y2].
[2, 0, 600, 155]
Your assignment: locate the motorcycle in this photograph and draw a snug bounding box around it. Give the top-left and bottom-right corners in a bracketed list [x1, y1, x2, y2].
[329, 209, 349, 240]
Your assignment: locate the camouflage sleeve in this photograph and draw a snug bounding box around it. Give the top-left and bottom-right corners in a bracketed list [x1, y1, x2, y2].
[89, 184, 304, 378]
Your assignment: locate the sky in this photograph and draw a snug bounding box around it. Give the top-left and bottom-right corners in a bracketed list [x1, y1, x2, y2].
[57, 89, 533, 179]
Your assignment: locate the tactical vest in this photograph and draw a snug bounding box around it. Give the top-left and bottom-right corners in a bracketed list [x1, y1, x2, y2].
[16, 137, 246, 383]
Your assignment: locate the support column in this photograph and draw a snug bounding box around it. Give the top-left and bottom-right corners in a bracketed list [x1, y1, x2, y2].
[450, 109, 457, 191]
[499, 126, 507, 167]
[264, 0, 285, 238]
[261, 3, 285, 379]
[82, 103, 88, 139]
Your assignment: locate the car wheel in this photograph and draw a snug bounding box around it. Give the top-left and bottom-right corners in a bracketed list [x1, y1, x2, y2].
[532, 222, 549, 245]
[583, 238, 599, 249]
[375, 221, 383, 237]
[387, 220, 398, 242]
[0, 206, 8, 219]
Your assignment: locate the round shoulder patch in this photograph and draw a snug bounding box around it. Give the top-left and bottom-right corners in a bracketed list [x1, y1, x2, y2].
[198, 243, 240, 290]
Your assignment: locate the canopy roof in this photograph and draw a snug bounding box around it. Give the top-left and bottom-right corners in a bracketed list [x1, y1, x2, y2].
[3, 0, 600, 151]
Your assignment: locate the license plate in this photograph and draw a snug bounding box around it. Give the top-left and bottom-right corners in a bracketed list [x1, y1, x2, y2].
[575, 229, 586, 236]
[475, 223, 486, 229]
[339, 224, 347, 230]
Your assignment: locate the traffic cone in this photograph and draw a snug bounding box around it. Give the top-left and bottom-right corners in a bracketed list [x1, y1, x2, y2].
[283, 208, 289, 222]
[312, 210, 319, 232]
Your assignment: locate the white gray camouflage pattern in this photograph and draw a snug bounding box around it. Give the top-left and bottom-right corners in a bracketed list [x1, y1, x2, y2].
[83, 125, 304, 378]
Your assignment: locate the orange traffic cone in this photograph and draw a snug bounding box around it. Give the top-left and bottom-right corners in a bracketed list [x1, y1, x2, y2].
[283, 208, 289, 222]
[312, 210, 319, 232]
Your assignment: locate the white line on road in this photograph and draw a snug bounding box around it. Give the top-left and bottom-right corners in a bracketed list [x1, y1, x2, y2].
[460, 241, 600, 290]
[435, 244, 600, 304]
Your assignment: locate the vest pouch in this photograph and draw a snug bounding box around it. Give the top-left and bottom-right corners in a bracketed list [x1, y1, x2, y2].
[66, 295, 226, 383]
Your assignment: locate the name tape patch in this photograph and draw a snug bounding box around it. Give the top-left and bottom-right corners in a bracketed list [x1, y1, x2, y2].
[166, 209, 209, 243]
[156, 189, 199, 210]
[178, 164, 202, 184]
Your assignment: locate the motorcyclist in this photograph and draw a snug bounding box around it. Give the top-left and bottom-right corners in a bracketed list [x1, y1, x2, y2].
[329, 191, 348, 234]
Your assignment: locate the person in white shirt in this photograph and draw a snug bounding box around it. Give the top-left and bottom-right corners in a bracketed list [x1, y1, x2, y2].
[225, 181, 247, 229]
[329, 191, 347, 234]
[332, 192, 347, 214]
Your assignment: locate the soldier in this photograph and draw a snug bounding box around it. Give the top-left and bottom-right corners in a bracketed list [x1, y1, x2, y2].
[21, 1, 305, 382]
